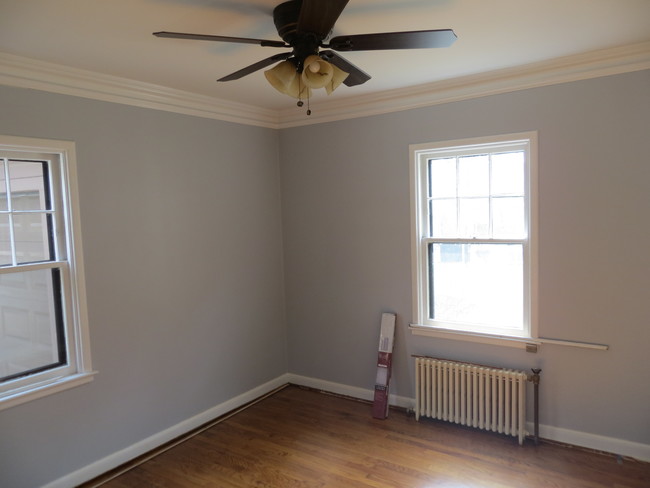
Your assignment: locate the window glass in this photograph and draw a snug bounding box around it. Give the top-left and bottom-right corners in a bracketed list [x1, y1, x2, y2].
[0, 268, 65, 383]
[8, 161, 50, 211]
[0, 214, 10, 266]
[491, 152, 524, 196]
[493, 197, 525, 238]
[458, 197, 489, 238]
[13, 212, 52, 263]
[429, 198, 456, 238]
[0, 159, 6, 211]
[458, 155, 489, 197]
[429, 157, 456, 198]
[428, 243, 523, 329]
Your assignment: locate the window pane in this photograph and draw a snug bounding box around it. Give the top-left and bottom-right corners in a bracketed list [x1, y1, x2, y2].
[429, 157, 456, 198]
[0, 215, 11, 266]
[429, 243, 523, 329]
[458, 197, 489, 238]
[8, 161, 50, 211]
[13, 213, 52, 263]
[0, 160, 6, 211]
[493, 197, 525, 238]
[458, 155, 489, 197]
[492, 152, 524, 196]
[0, 268, 65, 382]
[429, 198, 457, 237]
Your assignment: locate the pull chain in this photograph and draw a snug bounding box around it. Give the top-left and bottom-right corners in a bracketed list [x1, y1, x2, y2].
[295, 74, 312, 115]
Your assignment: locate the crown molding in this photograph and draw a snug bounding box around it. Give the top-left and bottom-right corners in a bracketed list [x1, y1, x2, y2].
[1, 41, 649, 129]
[0, 52, 280, 129]
[277, 41, 650, 128]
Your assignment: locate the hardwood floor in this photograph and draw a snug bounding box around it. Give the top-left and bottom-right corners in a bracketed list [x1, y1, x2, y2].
[84, 385, 650, 488]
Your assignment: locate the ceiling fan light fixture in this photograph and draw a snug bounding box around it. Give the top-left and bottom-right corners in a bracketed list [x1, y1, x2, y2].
[156, 0, 457, 114]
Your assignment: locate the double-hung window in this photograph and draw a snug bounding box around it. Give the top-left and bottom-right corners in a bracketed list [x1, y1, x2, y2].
[410, 132, 537, 345]
[0, 135, 92, 410]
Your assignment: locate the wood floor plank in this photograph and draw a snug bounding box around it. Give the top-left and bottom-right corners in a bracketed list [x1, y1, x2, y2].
[84, 386, 650, 488]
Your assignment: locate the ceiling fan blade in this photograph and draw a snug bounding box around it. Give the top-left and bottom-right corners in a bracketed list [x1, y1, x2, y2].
[153, 31, 287, 48]
[319, 50, 371, 87]
[297, 0, 349, 38]
[329, 29, 457, 51]
[217, 52, 293, 82]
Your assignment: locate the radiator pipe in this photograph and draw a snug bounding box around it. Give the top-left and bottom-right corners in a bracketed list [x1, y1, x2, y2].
[530, 368, 542, 445]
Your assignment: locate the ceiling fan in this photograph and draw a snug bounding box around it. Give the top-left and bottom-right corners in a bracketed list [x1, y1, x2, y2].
[154, 0, 456, 111]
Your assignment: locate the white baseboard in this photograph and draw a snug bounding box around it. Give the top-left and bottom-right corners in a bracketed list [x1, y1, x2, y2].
[287, 374, 650, 463]
[285, 373, 414, 410]
[529, 422, 650, 463]
[46, 373, 649, 487]
[44, 374, 292, 488]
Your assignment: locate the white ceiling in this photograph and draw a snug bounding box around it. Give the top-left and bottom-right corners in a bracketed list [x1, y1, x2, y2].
[1, 0, 649, 113]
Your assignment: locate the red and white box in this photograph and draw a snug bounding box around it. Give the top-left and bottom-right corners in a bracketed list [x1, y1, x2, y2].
[372, 313, 396, 419]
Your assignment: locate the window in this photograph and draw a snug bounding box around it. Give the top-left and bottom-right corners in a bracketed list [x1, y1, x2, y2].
[0, 135, 92, 410]
[410, 132, 537, 345]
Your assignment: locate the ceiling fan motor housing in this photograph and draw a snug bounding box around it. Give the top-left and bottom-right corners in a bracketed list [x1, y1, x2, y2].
[273, 0, 303, 44]
[274, 0, 323, 72]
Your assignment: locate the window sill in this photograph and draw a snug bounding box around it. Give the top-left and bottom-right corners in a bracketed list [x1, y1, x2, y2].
[0, 371, 97, 411]
[409, 324, 609, 351]
[409, 324, 538, 349]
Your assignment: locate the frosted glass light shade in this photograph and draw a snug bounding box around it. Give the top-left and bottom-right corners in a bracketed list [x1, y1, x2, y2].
[301, 55, 333, 89]
[325, 64, 349, 95]
[264, 60, 310, 99]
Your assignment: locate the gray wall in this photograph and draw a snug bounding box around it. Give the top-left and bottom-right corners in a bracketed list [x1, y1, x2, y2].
[0, 85, 287, 488]
[280, 70, 650, 445]
[0, 69, 648, 487]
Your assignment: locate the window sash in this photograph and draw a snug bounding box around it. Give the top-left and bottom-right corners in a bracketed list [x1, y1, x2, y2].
[423, 241, 527, 336]
[0, 262, 76, 392]
[411, 133, 537, 340]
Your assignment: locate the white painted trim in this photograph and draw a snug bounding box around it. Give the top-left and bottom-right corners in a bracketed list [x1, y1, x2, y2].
[0, 53, 280, 129]
[527, 422, 650, 463]
[0, 372, 96, 411]
[409, 324, 610, 351]
[278, 41, 650, 127]
[1, 42, 649, 128]
[43, 374, 291, 488]
[285, 373, 413, 409]
[409, 324, 536, 349]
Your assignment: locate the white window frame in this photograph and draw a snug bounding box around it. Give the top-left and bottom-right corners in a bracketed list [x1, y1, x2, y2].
[409, 132, 538, 349]
[0, 135, 94, 410]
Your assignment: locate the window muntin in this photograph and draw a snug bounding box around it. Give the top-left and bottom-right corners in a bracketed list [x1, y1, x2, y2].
[412, 133, 536, 339]
[0, 137, 92, 409]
